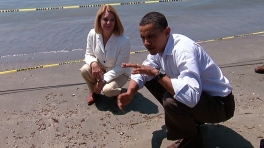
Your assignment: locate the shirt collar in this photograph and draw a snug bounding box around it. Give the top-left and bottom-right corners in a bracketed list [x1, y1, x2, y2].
[158, 34, 174, 56]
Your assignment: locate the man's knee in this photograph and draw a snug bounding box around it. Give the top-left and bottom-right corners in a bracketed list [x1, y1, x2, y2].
[163, 92, 190, 114]
[163, 93, 179, 111]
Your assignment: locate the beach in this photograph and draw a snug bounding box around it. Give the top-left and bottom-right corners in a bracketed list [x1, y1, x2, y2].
[0, 33, 264, 148]
[1, 0, 264, 147]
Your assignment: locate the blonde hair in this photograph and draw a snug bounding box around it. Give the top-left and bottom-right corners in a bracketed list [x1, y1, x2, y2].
[94, 5, 124, 36]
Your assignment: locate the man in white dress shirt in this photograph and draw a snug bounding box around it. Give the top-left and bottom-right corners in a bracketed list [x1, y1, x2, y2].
[117, 12, 235, 148]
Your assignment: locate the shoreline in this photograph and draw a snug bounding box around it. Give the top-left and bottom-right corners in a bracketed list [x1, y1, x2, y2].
[1, 31, 264, 74]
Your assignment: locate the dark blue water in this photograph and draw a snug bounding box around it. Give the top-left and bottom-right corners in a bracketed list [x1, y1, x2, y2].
[0, 0, 264, 71]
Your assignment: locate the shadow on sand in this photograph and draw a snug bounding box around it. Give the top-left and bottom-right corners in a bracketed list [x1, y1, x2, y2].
[94, 90, 159, 115]
[151, 124, 254, 148]
[201, 124, 253, 148]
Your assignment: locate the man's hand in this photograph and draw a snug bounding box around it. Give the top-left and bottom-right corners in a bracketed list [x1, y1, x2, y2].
[117, 92, 134, 113]
[117, 65, 141, 113]
[121, 63, 158, 76]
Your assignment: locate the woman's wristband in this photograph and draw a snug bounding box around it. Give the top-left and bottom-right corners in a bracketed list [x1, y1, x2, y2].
[101, 79, 107, 84]
[97, 79, 107, 84]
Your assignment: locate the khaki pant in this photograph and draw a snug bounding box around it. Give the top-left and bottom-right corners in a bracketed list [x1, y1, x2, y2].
[145, 79, 235, 140]
[80, 64, 128, 97]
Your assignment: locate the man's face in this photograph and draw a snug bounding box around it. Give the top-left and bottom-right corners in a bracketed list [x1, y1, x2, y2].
[139, 23, 170, 55]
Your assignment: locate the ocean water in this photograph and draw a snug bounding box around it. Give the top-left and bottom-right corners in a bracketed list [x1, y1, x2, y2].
[0, 0, 264, 71]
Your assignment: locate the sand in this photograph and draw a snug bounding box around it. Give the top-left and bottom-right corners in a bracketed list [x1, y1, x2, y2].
[0, 34, 264, 148]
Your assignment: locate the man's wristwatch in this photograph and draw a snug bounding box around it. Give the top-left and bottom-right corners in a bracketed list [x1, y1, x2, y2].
[154, 69, 166, 81]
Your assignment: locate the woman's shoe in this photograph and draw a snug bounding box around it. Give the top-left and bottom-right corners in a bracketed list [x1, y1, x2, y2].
[87, 93, 99, 105]
[255, 65, 264, 74]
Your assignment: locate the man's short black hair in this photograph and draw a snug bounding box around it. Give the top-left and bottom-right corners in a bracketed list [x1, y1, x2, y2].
[139, 12, 168, 30]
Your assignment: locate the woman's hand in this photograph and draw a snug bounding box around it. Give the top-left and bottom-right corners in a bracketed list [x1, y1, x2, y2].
[94, 80, 106, 94]
[90, 62, 104, 79]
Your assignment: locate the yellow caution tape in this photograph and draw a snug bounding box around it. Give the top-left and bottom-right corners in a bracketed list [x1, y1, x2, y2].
[0, 0, 181, 13]
[0, 60, 84, 75]
[196, 31, 264, 44]
[0, 31, 263, 75]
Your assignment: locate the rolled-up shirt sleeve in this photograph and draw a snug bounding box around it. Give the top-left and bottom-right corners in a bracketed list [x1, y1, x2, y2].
[172, 51, 202, 108]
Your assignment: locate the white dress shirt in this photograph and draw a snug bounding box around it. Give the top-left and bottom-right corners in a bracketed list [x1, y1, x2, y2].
[131, 34, 232, 108]
[85, 29, 131, 83]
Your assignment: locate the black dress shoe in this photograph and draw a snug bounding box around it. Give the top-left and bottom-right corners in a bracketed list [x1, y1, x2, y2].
[167, 127, 203, 148]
